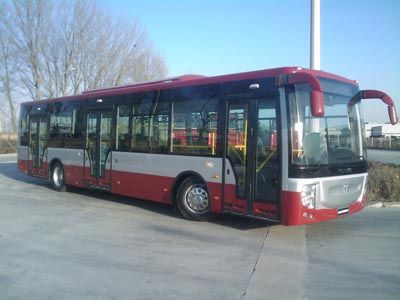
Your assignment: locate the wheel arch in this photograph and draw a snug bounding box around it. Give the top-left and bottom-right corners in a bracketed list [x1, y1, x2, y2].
[171, 171, 209, 206]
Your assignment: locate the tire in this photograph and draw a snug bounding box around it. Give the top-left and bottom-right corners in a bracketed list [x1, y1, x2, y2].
[51, 162, 66, 192]
[176, 177, 212, 221]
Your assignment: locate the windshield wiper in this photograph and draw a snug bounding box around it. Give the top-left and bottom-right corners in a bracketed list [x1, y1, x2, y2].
[335, 155, 364, 160]
[330, 158, 366, 168]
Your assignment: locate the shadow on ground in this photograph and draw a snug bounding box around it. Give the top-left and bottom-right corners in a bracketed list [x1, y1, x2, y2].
[0, 162, 45, 185]
[0, 162, 273, 230]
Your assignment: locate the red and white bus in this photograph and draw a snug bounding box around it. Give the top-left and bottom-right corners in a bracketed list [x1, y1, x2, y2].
[17, 67, 398, 225]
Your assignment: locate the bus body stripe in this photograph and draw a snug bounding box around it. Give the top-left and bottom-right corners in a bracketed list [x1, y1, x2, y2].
[112, 152, 223, 184]
[47, 148, 84, 167]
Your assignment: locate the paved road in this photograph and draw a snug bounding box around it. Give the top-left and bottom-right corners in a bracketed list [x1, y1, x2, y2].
[306, 209, 400, 300]
[1, 156, 399, 300]
[367, 149, 400, 165]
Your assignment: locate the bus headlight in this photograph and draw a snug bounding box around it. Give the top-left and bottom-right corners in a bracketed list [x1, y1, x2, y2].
[301, 184, 317, 209]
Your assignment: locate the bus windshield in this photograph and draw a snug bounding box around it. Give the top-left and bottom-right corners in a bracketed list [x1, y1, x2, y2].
[288, 79, 367, 168]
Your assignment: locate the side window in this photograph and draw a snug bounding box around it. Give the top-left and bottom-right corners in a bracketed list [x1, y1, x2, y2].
[49, 103, 70, 148]
[172, 85, 218, 155]
[257, 101, 277, 153]
[131, 114, 150, 152]
[67, 105, 84, 149]
[19, 105, 29, 146]
[131, 93, 153, 152]
[131, 92, 170, 153]
[116, 104, 130, 151]
[150, 94, 169, 153]
[49, 102, 83, 148]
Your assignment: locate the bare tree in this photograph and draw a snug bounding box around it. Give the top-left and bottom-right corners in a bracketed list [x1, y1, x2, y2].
[0, 3, 18, 132]
[8, 0, 50, 101]
[0, 0, 167, 132]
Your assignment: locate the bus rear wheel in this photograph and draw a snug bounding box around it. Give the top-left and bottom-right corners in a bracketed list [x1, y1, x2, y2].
[176, 177, 212, 221]
[51, 162, 66, 192]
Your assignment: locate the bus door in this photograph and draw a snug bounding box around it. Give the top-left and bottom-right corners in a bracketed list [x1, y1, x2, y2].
[84, 110, 113, 189]
[28, 115, 48, 178]
[224, 98, 280, 221]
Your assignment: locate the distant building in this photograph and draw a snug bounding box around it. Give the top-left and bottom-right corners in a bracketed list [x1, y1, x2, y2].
[365, 123, 400, 137]
[364, 123, 380, 137]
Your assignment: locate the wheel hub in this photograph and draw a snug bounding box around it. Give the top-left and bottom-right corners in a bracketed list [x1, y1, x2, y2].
[185, 184, 209, 213]
[53, 166, 63, 187]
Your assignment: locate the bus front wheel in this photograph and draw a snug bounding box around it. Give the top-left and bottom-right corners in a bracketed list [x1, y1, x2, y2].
[51, 162, 66, 192]
[177, 177, 212, 221]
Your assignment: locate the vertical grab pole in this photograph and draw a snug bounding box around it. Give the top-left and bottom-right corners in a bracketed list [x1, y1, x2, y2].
[311, 0, 321, 70]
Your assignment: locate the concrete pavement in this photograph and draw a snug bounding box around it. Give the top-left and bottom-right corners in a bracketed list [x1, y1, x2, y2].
[305, 208, 400, 300]
[1, 157, 399, 300]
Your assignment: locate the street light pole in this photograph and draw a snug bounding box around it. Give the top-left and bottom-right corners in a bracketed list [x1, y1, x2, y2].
[311, 0, 321, 70]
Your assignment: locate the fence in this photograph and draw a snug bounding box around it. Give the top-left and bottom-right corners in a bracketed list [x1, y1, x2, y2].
[367, 136, 400, 150]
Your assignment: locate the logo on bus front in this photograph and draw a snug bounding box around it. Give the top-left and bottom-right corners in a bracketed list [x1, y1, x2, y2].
[343, 185, 350, 193]
[338, 167, 352, 174]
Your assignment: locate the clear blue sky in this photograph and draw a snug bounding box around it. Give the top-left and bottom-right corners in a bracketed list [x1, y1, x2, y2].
[99, 0, 400, 123]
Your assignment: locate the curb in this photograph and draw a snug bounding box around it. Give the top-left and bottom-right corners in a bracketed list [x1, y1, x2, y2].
[0, 153, 17, 157]
[368, 202, 400, 208]
[383, 202, 400, 208]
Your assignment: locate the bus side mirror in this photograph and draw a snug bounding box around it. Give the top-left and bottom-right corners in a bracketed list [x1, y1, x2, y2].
[277, 71, 325, 117]
[359, 90, 398, 125]
[310, 90, 324, 117]
[388, 106, 398, 125]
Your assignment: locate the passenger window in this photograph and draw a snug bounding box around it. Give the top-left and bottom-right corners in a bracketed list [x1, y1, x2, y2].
[116, 105, 130, 151]
[19, 106, 29, 146]
[48, 102, 83, 148]
[131, 92, 170, 153]
[132, 115, 151, 152]
[172, 86, 218, 156]
[49, 103, 73, 147]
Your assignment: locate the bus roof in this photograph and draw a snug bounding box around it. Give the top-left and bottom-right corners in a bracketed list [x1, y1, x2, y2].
[21, 67, 358, 105]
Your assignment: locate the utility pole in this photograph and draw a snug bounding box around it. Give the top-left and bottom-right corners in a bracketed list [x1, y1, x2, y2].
[310, 0, 321, 70]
